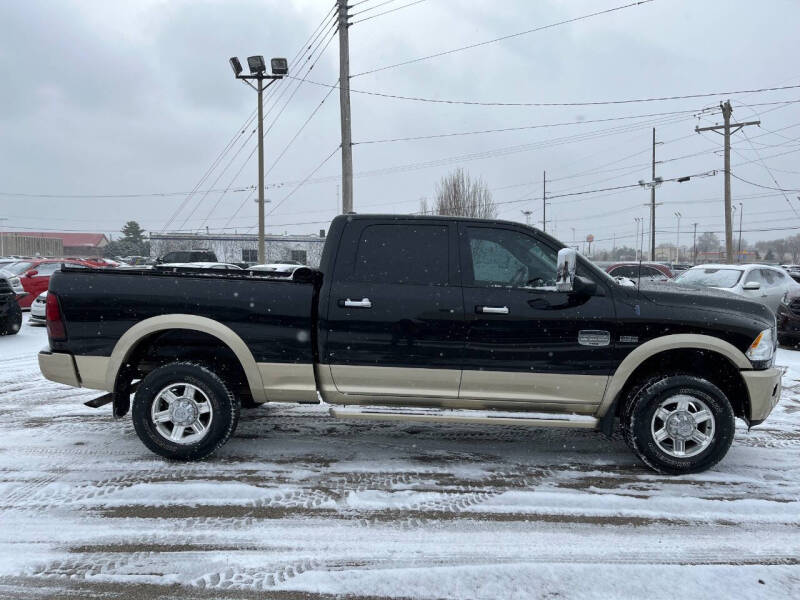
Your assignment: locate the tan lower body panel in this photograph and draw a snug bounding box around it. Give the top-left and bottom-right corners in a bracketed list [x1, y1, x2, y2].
[258, 362, 317, 403]
[318, 364, 606, 414]
[329, 364, 461, 398]
[74, 356, 112, 391]
[460, 370, 608, 409]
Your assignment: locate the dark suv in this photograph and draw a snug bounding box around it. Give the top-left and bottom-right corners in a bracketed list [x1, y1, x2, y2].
[0, 275, 22, 335]
[156, 250, 218, 264]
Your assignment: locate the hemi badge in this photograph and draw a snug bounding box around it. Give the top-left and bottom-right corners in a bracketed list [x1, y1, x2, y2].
[578, 330, 611, 347]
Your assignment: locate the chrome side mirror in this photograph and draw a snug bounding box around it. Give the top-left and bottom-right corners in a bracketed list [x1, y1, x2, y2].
[556, 248, 577, 292]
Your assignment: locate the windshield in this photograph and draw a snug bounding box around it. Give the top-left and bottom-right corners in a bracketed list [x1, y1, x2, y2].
[4, 261, 34, 275]
[675, 268, 742, 288]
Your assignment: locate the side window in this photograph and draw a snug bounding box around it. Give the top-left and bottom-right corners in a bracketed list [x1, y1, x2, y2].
[761, 269, 777, 287]
[609, 266, 638, 278]
[745, 269, 763, 285]
[465, 227, 557, 288]
[352, 224, 449, 285]
[35, 263, 60, 276]
[644, 267, 665, 279]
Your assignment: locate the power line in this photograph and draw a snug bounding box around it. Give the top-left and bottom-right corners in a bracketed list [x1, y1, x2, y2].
[350, 0, 426, 24]
[730, 172, 800, 193]
[353, 108, 706, 144]
[295, 77, 800, 108]
[351, 0, 655, 77]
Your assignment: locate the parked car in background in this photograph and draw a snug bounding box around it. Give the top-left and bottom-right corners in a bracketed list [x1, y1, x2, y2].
[248, 263, 310, 279]
[780, 264, 800, 284]
[776, 287, 800, 346]
[2, 259, 94, 308]
[605, 262, 674, 282]
[156, 250, 217, 264]
[0, 274, 23, 335]
[29, 291, 47, 326]
[675, 264, 798, 313]
[157, 262, 242, 271]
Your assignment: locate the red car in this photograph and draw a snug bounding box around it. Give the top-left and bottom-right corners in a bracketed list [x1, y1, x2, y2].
[3, 259, 95, 308]
[605, 262, 674, 281]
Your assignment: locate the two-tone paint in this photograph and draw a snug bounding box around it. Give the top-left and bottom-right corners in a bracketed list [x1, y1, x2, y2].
[40, 214, 780, 427]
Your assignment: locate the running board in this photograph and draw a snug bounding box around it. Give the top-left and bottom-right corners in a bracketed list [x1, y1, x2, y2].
[328, 405, 599, 429]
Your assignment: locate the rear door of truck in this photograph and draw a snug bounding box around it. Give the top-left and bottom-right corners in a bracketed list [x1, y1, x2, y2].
[320, 217, 465, 401]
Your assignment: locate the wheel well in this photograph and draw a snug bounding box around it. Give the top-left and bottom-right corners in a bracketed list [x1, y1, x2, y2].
[118, 329, 253, 403]
[614, 349, 749, 419]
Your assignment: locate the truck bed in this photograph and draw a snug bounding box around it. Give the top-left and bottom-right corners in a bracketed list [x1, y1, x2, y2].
[48, 267, 318, 364]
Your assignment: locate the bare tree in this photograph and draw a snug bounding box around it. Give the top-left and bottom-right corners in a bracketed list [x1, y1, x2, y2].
[432, 168, 497, 219]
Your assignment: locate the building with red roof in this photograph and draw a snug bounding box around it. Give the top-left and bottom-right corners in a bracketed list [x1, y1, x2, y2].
[4, 232, 108, 257]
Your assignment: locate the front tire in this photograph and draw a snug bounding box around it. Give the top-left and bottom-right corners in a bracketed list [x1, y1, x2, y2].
[132, 362, 240, 460]
[622, 374, 735, 475]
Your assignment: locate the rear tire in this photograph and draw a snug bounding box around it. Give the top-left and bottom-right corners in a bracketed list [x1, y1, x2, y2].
[0, 303, 22, 336]
[132, 362, 240, 460]
[621, 374, 735, 475]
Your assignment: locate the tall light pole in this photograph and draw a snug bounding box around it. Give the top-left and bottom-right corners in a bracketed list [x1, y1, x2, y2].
[674, 211, 682, 263]
[521, 210, 533, 226]
[634, 217, 642, 261]
[229, 55, 287, 264]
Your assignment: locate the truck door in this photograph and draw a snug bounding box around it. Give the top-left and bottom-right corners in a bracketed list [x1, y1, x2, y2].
[321, 219, 464, 402]
[457, 223, 616, 414]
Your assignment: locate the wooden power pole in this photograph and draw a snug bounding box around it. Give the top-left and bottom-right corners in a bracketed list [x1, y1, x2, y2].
[695, 101, 759, 263]
[337, 0, 353, 214]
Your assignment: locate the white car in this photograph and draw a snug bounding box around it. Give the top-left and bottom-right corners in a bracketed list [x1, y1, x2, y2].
[674, 263, 799, 313]
[29, 290, 47, 325]
[157, 262, 242, 271]
[248, 263, 308, 278]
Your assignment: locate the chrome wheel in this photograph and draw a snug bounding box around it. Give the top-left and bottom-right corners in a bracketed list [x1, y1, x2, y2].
[151, 383, 213, 445]
[651, 394, 715, 458]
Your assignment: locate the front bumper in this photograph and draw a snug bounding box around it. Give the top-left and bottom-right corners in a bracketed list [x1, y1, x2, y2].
[38, 350, 81, 388]
[741, 367, 782, 425]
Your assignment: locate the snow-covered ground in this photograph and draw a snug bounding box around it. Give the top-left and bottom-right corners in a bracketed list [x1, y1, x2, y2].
[1, 315, 799, 599]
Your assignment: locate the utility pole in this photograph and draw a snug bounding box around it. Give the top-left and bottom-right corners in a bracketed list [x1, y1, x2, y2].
[521, 210, 533, 226]
[650, 128, 656, 260]
[638, 129, 663, 262]
[542, 171, 547, 232]
[692, 222, 698, 264]
[674, 211, 681, 262]
[256, 79, 265, 263]
[695, 101, 759, 263]
[738, 201, 743, 262]
[338, 0, 353, 214]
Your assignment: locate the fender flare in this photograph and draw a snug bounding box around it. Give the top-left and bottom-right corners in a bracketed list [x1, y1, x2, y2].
[598, 333, 750, 416]
[105, 314, 267, 403]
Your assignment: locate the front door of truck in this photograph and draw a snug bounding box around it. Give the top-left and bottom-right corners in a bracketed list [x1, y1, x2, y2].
[457, 223, 616, 413]
[322, 219, 464, 401]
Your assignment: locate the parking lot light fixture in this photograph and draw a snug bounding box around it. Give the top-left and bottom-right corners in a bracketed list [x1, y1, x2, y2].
[228, 54, 288, 264]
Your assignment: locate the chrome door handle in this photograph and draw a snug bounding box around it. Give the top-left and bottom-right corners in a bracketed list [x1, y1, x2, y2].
[343, 298, 372, 308]
[477, 305, 509, 314]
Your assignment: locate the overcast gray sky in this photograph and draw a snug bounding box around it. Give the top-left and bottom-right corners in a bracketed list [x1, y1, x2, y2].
[1, 0, 799, 250]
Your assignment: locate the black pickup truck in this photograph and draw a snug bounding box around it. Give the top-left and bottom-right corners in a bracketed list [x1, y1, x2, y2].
[39, 214, 781, 474]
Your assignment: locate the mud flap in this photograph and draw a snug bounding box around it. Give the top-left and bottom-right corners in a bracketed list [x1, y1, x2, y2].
[112, 380, 139, 419]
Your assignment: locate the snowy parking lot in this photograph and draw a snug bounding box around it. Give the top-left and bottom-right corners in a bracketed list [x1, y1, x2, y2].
[1, 315, 799, 599]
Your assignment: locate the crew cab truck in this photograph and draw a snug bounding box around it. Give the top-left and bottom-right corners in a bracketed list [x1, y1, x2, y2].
[39, 215, 781, 474]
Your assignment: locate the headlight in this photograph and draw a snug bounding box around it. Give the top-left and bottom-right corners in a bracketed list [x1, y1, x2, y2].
[746, 328, 775, 363]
